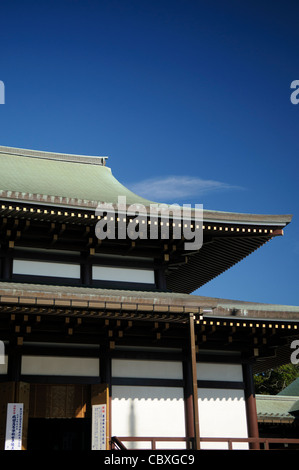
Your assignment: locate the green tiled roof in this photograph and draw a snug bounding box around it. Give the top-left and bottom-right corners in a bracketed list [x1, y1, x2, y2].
[256, 395, 299, 422]
[0, 146, 293, 227]
[0, 146, 154, 206]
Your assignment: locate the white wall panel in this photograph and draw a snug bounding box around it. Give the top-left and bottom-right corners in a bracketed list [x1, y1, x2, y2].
[13, 259, 80, 278]
[198, 388, 248, 449]
[197, 362, 243, 382]
[112, 359, 183, 380]
[21, 356, 99, 376]
[92, 266, 154, 284]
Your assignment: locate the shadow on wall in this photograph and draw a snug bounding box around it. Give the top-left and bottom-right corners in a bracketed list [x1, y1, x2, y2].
[129, 401, 136, 438]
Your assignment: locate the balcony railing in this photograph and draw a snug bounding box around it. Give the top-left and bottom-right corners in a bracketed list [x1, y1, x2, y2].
[111, 436, 299, 450]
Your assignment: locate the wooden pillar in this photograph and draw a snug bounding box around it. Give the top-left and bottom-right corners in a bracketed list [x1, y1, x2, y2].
[80, 253, 92, 286]
[155, 267, 167, 290]
[243, 363, 259, 449]
[183, 353, 195, 449]
[100, 344, 112, 445]
[188, 313, 200, 450]
[7, 340, 22, 382]
[1, 243, 13, 280]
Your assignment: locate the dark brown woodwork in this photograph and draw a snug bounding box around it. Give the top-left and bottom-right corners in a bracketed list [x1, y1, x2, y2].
[189, 313, 200, 450]
[243, 364, 260, 450]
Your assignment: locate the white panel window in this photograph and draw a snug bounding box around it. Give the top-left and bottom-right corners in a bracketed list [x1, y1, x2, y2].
[112, 359, 183, 380]
[197, 362, 243, 382]
[198, 388, 248, 450]
[21, 356, 99, 377]
[13, 259, 81, 279]
[92, 266, 154, 284]
[112, 386, 186, 449]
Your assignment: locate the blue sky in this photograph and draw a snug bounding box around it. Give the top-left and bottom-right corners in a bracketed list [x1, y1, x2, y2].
[0, 0, 299, 306]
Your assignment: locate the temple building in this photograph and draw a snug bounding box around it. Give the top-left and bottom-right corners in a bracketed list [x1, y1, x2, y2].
[0, 145, 299, 450]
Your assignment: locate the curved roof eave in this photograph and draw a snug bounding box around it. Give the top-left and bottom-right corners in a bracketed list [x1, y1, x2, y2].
[0, 146, 293, 227]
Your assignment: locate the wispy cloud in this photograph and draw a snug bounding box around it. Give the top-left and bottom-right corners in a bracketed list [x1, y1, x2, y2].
[128, 175, 243, 202]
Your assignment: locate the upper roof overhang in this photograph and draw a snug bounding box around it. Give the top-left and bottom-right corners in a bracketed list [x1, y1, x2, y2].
[0, 146, 293, 293]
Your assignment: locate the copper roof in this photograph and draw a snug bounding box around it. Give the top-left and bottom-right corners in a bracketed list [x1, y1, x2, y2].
[0, 146, 293, 225]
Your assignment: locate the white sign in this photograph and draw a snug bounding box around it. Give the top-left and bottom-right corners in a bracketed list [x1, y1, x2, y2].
[92, 404, 106, 450]
[5, 403, 23, 450]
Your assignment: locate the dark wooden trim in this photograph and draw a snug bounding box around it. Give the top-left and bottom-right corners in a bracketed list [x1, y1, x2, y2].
[22, 345, 100, 358]
[112, 377, 183, 387]
[183, 351, 195, 448]
[1, 246, 13, 280]
[20, 375, 102, 384]
[196, 352, 245, 364]
[0, 374, 9, 382]
[11, 274, 81, 285]
[81, 254, 92, 286]
[197, 380, 244, 389]
[110, 350, 183, 361]
[6, 339, 22, 381]
[189, 313, 200, 450]
[100, 343, 112, 440]
[155, 268, 167, 290]
[100, 344, 111, 390]
[9, 250, 82, 263]
[91, 280, 156, 290]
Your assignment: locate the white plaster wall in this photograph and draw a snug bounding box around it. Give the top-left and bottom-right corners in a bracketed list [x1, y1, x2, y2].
[92, 266, 154, 284]
[196, 363, 248, 449]
[112, 359, 185, 449]
[13, 259, 81, 278]
[112, 360, 248, 450]
[21, 356, 99, 376]
[112, 385, 186, 449]
[198, 388, 248, 449]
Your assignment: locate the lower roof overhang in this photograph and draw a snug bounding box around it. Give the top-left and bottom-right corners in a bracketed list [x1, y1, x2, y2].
[0, 282, 299, 372]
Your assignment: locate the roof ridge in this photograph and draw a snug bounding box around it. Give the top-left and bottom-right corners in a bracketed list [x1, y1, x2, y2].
[0, 145, 108, 166]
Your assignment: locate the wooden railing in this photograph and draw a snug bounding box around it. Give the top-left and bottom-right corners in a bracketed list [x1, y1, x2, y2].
[110, 436, 128, 450]
[111, 436, 299, 450]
